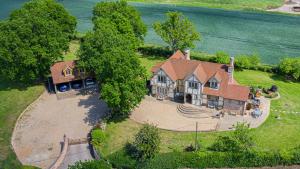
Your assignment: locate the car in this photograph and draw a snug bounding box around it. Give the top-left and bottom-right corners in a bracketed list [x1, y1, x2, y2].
[85, 78, 95, 86]
[72, 83, 81, 89]
[58, 84, 69, 92]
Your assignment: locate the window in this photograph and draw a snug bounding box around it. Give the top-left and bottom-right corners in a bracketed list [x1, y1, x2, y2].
[188, 82, 198, 89]
[158, 75, 166, 83]
[210, 81, 218, 89]
[79, 68, 85, 73]
[65, 68, 72, 76]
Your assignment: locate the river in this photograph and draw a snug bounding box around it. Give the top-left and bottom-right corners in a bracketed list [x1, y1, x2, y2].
[1, 0, 300, 64]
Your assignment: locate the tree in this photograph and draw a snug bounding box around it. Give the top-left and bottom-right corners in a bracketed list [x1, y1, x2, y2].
[68, 160, 112, 169]
[0, 0, 76, 82]
[132, 124, 161, 160]
[93, 1, 147, 43]
[153, 11, 200, 51]
[79, 19, 147, 117]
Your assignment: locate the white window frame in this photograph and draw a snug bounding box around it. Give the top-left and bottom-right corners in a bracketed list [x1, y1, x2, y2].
[158, 75, 166, 83]
[188, 82, 198, 89]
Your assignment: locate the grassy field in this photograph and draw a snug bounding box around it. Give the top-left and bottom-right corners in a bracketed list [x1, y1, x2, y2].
[127, 0, 284, 11]
[98, 55, 300, 161]
[0, 79, 44, 168]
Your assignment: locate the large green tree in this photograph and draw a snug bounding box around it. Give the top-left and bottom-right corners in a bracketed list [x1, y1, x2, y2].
[93, 1, 147, 44]
[0, 0, 76, 82]
[153, 11, 200, 51]
[79, 19, 147, 117]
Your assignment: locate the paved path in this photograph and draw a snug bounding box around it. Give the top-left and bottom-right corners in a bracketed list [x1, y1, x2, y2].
[58, 144, 93, 169]
[131, 96, 270, 132]
[12, 92, 108, 169]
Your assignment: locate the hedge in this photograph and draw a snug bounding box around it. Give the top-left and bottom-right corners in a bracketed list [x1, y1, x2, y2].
[141, 149, 300, 169]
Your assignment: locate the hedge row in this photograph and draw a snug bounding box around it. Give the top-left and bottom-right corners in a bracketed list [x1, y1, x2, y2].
[142, 149, 300, 169]
[138, 45, 282, 74]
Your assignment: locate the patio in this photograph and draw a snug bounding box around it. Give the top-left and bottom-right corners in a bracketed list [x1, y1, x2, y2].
[130, 96, 270, 132]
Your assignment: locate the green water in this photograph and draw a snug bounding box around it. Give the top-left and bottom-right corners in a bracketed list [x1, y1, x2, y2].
[1, 0, 300, 64]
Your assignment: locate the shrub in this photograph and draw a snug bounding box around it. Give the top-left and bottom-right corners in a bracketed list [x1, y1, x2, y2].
[68, 159, 112, 169]
[209, 136, 239, 152]
[210, 122, 254, 153]
[278, 57, 300, 80]
[132, 124, 161, 160]
[91, 129, 106, 146]
[235, 54, 260, 70]
[214, 51, 230, 64]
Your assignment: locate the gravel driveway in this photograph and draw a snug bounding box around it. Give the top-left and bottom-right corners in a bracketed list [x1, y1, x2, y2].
[12, 92, 108, 169]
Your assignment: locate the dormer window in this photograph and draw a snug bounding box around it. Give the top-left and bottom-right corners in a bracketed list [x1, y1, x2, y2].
[210, 81, 218, 89]
[189, 82, 198, 89]
[63, 67, 73, 76]
[158, 75, 166, 83]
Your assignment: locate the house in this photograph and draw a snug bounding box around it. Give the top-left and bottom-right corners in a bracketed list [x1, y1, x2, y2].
[50, 60, 94, 93]
[150, 50, 250, 114]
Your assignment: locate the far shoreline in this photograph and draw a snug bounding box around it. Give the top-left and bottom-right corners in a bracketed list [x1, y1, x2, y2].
[127, 0, 300, 16]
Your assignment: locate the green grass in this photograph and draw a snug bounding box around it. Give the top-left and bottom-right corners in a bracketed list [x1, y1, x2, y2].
[127, 0, 284, 11]
[98, 55, 300, 161]
[0, 79, 44, 169]
[62, 40, 80, 61]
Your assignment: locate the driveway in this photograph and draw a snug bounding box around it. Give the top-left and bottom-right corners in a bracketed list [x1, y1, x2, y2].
[12, 92, 108, 169]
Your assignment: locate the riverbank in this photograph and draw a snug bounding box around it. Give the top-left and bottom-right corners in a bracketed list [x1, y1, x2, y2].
[268, 0, 300, 14]
[127, 0, 284, 12]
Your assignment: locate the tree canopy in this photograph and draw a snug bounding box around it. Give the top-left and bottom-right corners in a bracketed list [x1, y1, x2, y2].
[153, 11, 200, 52]
[93, 0, 147, 44]
[79, 7, 147, 117]
[0, 0, 76, 82]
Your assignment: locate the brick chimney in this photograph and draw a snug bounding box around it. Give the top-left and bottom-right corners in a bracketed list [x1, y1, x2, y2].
[228, 56, 234, 83]
[183, 49, 190, 60]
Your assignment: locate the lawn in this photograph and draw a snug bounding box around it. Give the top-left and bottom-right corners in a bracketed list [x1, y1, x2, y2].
[127, 0, 284, 11]
[0, 79, 44, 169]
[98, 55, 300, 162]
[62, 40, 80, 61]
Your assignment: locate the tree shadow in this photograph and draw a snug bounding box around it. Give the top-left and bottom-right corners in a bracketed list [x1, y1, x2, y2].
[0, 77, 36, 91]
[77, 93, 109, 126]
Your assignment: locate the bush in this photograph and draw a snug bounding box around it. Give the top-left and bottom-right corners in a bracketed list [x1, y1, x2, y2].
[210, 122, 254, 153]
[91, 129, 106, 146]
[214, 51, 230, 64]
[235, 54, 260, 70]
[278, 57, 300, 81]
[131, 124, 161, 161]
[68, 159, 112, 169]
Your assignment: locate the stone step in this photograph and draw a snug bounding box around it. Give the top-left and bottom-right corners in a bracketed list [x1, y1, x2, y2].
[177, 105, 211, 118]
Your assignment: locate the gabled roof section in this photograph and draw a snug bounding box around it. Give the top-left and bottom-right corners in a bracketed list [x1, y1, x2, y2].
[192, 64, 207, 83]
[169, 50, 185, 60]
[51, 60, 87, 84]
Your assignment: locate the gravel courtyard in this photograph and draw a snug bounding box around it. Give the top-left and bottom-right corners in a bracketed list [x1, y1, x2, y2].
[12, 92, 108, 169]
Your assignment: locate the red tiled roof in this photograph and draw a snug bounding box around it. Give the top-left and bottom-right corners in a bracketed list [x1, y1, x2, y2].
[50, 60, 86, 84]
[151, 50, 250, 101]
